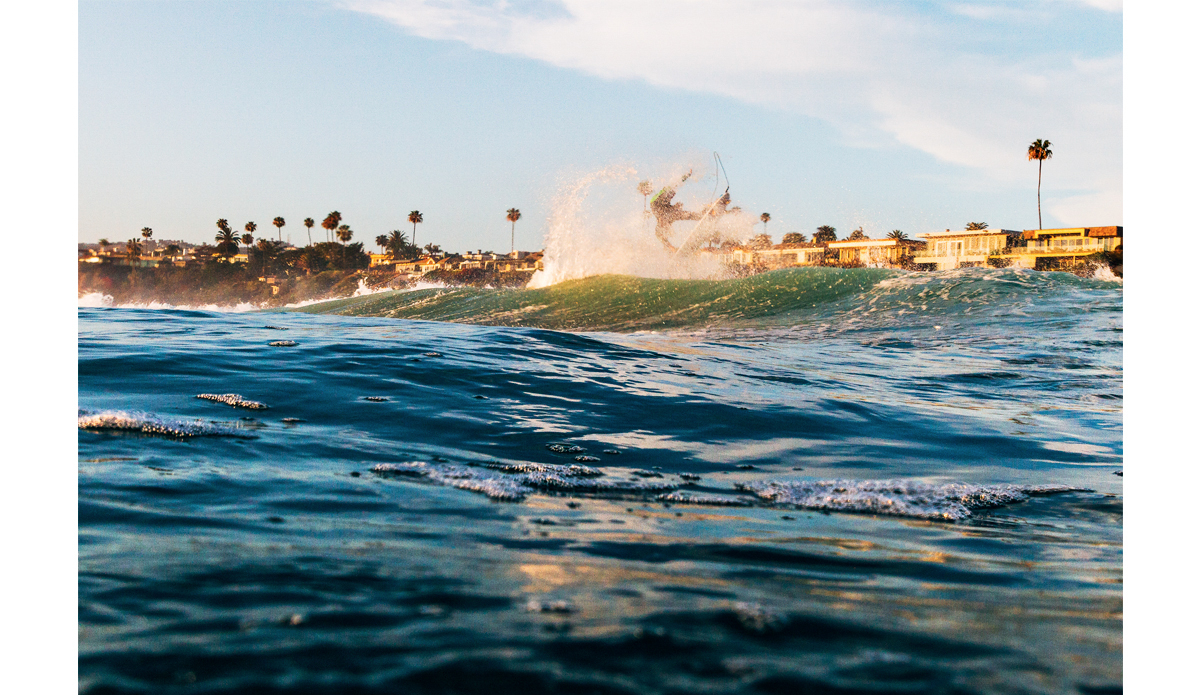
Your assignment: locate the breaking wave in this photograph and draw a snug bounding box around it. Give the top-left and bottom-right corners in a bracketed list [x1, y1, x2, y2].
[291, 265, 1121, 333]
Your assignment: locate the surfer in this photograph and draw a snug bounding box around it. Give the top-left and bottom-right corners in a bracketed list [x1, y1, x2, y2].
[648, 171, 739, 252]
[649, 171, 703, 251]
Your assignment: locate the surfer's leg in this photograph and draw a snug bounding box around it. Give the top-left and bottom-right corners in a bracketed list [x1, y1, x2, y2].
[655, 220, 677, 251]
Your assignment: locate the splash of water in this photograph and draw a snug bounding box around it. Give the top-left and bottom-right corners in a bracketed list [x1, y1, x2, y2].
[78, 291, 114, 308]
[528, 163, 756, 288]
[1091, 263, 1123, 283]
[351, 277, 390, 297]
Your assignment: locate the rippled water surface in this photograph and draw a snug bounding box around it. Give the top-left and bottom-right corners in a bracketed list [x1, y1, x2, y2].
[79, 268, 1122, 694]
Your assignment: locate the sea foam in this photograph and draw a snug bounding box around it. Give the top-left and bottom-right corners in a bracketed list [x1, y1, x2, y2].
[78, 409, 247, 438]
[195, 394, 269, 410]
[372, 459, 1078, 519]
[736, 479, 1078, 521]
[372, 460, 680, 501]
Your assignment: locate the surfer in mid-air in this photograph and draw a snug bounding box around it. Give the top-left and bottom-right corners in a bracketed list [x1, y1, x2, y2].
[649, 168, 739, 253]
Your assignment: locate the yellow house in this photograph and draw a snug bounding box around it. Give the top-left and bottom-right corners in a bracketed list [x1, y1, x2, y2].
[826, 238, 927, 268]
[914, 229, 1019, 270]
[1007, 226, 1122, 270]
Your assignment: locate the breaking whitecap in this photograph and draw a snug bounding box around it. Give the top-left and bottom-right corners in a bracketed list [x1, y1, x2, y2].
[735, 479, 1080, 521]
[371, 460, 1079, 520]
[195, 394, 269, 410]
[657, 491, 755, 507]
[372, 460, 679, 501]
[78, 409, 250, 438]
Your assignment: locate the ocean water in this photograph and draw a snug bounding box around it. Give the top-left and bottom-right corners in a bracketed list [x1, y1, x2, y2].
[79, 267, 1123, 694]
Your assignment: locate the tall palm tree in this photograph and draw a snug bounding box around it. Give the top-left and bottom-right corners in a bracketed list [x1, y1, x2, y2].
[241, 232, 254, 250]
[887, 230, 908, 241]
[965, 222, 989, 231]
[1027, 138, 1053, 230]
[375, 234, 388, 253]
[141, 227, 153, 241]
[506, 208, 521, 254]
[126, 239, 142, 260]
[217, 218, 231, 236]
[408, 210, 423, 247]
[336, 225, 353, 267]
[322, 211, 342, 243]
[303, 217, 315, 246]
[273, 216, 286, 242]
[760, 212, 771, 233]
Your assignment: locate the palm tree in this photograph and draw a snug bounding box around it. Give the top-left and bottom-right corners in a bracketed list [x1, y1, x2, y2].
[217, 218, 231, 236]
[782, 232, 808, 245]
[303, 217, 315, 246]
[273, 216, 285, 242]
[637, 180, 654, 212]
[506, 208, 521, 254]
[126, 239, 142, 260]
[760, 213, 771, 233]
[336, 225, 353, 267]
[254, 238, 279, 275]
[216, 227, 239, 258]
[848, 227, 867, 240]
[322, 211, 342, 243]
[141, 227, 153, 241]
[386, 230, 409, 260]
[887, 230, 908, 241]
[375, 234, 389, 253]
[408, 210, 423, 247]
[814, 226, 837, 244]
[1027, 138, 1053, 230]
[241, 232, 254, 250]
[965, 222, 989, 231]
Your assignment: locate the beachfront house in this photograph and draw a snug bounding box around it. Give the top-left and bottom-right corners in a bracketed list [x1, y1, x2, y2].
[826, 238, 927, 268]
[913, 229, 1021, 271]
[1009, 227, 1122, 270]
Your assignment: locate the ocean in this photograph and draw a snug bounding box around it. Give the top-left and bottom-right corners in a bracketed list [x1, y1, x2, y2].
[78, 266, 1122, 694]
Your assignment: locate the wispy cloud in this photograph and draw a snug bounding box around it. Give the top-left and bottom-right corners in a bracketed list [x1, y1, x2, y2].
[344, 0, 1121, 222]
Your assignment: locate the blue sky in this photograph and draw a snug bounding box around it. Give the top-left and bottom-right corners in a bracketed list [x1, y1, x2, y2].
[80, 0, 1122, 250]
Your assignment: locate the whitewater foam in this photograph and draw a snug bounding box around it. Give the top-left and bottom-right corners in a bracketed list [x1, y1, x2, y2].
[372, 460, 680, 501]
[78, 409, 247, 438]
[77, 292, 263, 312]
[735, 479, 1079, 521]
[195, 394, 269, 410]
[373, 459, 1080, 520]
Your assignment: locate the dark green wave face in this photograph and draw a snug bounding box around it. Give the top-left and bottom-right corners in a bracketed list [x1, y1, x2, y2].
[285, 266, 1120, 333]
[285, 268, 896, 331]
